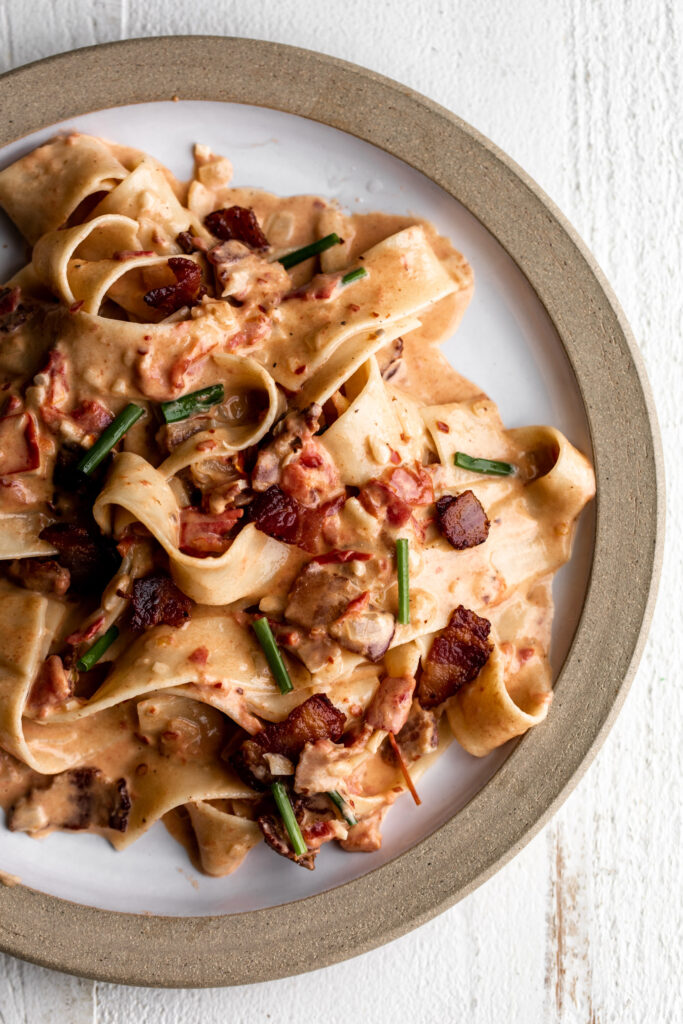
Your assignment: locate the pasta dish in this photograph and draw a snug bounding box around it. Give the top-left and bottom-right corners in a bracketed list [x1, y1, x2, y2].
[0, 134, 595, 875]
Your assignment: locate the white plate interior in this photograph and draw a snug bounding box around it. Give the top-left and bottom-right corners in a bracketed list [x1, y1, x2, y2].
[0, 101, 595, 916]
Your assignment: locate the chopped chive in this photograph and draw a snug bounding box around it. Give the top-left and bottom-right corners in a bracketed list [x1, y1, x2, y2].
[76, 403, 144, 475]
[271, 781, 308, 857]
[160, 383, 224, 424]
[279, 232, 341, 270]
[341, 267, 367, 286]
[252, 616, 293, 694]
[328, 790, 357, 827]
[76, 625, 119, 672]
[396, 537, 410, 625]
[454, 451, 515, 476]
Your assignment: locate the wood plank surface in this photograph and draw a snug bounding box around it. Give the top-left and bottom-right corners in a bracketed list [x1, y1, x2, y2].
[0, 2, 680, 1021]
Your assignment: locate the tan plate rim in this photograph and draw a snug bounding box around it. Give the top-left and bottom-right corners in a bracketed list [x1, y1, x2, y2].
[0, 36, 664, 987]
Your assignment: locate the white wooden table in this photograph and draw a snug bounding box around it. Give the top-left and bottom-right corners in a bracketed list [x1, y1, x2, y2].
[0, 2, 680, 1021]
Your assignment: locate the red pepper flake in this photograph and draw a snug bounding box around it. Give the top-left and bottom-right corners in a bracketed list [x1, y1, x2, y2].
[436, 421, 450, 433]
[347, 303, 360, 313]
[69, 300, 84, 313]
[388, 732, 421, 805]
[371, 311, 380, 318]
[518, 647, 535, 662]
[135, 763, 148, 776]
[389, 448, 401, 465]
[113, 250, 155, 260]
[312, 549, 372, 565]
[189, 646, 209, 665]
[294, 365, 307, 375]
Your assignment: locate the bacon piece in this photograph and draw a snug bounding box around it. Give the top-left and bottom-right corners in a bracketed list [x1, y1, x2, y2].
[312, 549, 372, 565]
[178, 506, 243, 556]
[252, 404, 341, 509]
[70, 400, 114, 435]
[365, 675, 416, 734]
[143, 257, 205, 315]
[26, 656, 73, 718]
[249, 485, 342, 553]
[417, 605, 493, 709]
[176, 230, 197, 254]
[435, 490, 490, 550]
[360, 464, 433, 528]
[8, 558, 71, 596]
[205, 206, 269, 250]
[232, 694, 345, 789]
[130, 572, 192, 631]
[8, 767, 130, 834]
[38, 522, 118, 593]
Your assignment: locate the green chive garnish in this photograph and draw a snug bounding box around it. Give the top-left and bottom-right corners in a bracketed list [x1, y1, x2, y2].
[279, 232, 341, 270]
[341, 267, 367, 286]
[160, 384, 224, 424]
[328, 790, 357, 826]
[454, 451, 515, 476]
[76, 625, 119, 672]
[76, 404, 144, 475]
[271, 781, 308, 857]
[396, 537, 410, 625]
[252, 617, 293, 694]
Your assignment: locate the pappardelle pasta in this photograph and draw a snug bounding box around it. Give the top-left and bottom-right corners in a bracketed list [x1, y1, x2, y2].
[0, 134, 594, 875]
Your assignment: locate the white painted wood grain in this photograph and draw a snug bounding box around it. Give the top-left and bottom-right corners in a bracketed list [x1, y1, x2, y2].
[0, 1, 681, 1021]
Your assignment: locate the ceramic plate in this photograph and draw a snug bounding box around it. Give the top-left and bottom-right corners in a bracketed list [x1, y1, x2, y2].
[0, 37, 663, 986]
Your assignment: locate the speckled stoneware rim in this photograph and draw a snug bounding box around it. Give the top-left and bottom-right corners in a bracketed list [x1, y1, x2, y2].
[0, 36, 663, 987]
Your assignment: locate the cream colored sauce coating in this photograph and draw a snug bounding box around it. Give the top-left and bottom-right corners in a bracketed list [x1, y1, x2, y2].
[0, 135, 595, 872]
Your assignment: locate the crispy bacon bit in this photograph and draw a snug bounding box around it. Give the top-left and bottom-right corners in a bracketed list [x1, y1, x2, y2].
[417, 605, 492, 708]
[130, 572, 192, 631]
[232, 694, 345, 789]
[435, 490, 490, 550]
[205, 206, 269, 250]
[39, 522, 118, 593]
[436, 420, 450, 433]
[312, 549, 372, 565]
[178, 506, 243, 556]
[26, 655, 73, 717]
[176, 230, 196, 254]
[250, 485, 342, 553]
[8, 558, 71, 596]
[8, 767, 130, 834]
[70, 400, 114, 435]
[189, 646, 209, 665]
[143, 257, 205, 315]
[366, 674, 416, 734]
